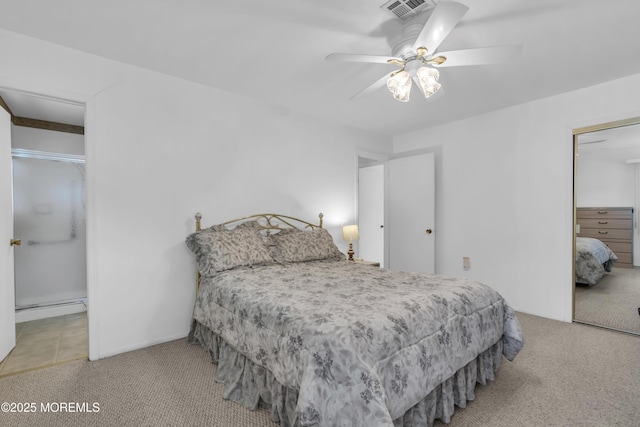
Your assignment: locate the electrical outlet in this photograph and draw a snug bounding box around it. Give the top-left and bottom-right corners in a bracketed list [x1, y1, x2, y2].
[463, 257, 470, 270]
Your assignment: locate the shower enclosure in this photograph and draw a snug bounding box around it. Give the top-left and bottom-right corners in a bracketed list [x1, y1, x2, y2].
[12, 149, 86, 314]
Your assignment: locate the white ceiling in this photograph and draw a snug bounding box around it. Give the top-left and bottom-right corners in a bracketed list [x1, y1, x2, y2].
[1, 0, 640, 136]
[578, 123, 640, 160]
[0, 90, 85, 127]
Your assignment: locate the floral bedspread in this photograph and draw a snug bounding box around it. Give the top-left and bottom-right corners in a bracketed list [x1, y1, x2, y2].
[576, 237, 618, 285]
[193, 260, 524, 427]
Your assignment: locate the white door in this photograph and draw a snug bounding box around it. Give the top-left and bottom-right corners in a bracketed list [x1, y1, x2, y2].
[388, 153, 435, 273]
[358, 164, 384, 266]
[0, 107, 16, 361]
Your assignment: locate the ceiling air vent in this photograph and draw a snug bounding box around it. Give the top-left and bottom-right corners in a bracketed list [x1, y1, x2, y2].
[380, 0, 437, 22]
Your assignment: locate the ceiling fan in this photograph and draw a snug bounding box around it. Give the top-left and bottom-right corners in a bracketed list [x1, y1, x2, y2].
[326, 1, 522, 102]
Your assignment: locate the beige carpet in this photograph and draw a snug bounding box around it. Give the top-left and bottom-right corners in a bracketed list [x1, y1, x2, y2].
[575, 266, 640, 334]
[1, 312, 639, 426]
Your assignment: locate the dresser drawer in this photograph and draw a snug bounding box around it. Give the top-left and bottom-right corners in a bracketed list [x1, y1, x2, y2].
[578, 228, 632, 241]
[578, 218, 631, 230]
[605, 241, 633, 255]
[577, 208, 632, 220]
[614, 252, 633, 265]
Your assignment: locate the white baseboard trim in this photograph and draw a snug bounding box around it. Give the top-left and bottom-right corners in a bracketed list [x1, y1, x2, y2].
[96, 332, 189, 360]
[15, 302, 87, 323]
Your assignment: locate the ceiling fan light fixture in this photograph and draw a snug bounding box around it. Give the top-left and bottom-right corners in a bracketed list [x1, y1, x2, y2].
[327, 2, 522, 102]
[416, 66, 441, 98]
[387, 70, 412, 102]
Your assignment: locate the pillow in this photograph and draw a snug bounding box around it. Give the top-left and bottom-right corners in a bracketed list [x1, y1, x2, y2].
[185, 226, 273, 275]
[200, 220, 262, 234]
[269, 228, 345, 263]
[203, 224, 228, 233]
[233, 220, 262, 232]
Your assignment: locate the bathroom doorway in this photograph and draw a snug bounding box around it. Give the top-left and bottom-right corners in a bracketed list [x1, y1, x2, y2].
[0, 89, 87, 375]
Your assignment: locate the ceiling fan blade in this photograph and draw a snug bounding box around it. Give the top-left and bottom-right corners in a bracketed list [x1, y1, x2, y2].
[433, 45, 523, 67]
[349, 73, 392, 101]
[326, 53, 403, 64]
[412, 1, 469, 54]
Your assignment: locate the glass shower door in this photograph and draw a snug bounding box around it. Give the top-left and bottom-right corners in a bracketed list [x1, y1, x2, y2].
[12, 153, 86, 309]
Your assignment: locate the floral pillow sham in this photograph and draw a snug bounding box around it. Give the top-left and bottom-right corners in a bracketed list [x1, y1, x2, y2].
[186, 225, 273, 275]
[186, 218, 345, 273]
[269, 228, 345, 263]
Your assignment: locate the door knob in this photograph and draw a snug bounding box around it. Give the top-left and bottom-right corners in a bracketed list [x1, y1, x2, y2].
[425, 229, 432, 234]
[10, 239, 21, 246]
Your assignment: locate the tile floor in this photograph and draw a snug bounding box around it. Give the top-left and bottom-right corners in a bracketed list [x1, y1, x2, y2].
[0, 312, 87, 377]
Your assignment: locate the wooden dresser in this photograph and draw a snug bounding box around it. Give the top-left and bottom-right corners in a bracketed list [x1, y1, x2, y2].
[576, 207, 634, 268]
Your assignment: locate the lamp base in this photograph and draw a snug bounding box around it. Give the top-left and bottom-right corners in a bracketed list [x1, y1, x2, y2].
[348, 242, 355, 261]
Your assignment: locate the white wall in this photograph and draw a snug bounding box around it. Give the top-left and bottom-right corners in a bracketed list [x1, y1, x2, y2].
[0, 29, 392, 359]
[12, 125, 84, 155]
[576, 141, 638, 208]
[394, 72, 640, 322]
[576, 141, 640, 265]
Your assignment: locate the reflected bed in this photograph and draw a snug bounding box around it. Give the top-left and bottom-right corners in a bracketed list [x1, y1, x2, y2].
[575, 237, 618, 286]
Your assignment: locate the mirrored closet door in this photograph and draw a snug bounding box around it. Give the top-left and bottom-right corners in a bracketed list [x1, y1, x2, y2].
[573, 118, 640, 335]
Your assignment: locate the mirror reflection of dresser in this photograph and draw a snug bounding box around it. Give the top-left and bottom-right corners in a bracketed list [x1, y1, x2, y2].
[576, 207, 633, 268]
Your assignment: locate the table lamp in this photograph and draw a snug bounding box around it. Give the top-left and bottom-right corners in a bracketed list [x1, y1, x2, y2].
[342, 224, 359, 261]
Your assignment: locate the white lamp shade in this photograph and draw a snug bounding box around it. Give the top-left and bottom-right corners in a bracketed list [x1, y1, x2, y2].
[342, 224, 359, 242]
[387, 70, 412, 102]
[416, 66, 441, 98]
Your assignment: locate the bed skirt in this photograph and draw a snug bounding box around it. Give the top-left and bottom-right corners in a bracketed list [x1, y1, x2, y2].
[188, 320, 504, 427]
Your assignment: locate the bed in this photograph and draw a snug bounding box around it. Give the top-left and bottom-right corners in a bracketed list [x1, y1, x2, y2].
[575, 237, 618, 286]
[186, 212, 524, 427]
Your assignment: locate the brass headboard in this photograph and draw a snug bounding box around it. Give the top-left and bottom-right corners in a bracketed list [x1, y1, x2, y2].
[193, 212, 324, 293]
[195, 212, 323, 234]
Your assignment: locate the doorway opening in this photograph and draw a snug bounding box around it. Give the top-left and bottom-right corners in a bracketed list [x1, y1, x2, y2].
[0, 89, 87, 376]
[358, 154, 386, 267]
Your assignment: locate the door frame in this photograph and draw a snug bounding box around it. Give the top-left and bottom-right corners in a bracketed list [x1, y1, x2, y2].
[357, 151, 390, 266]
[571, 116, 640, 330]
[358, 162, 385, 267]
[357, 148, 440, 272]
[0, 84, 96, 360]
